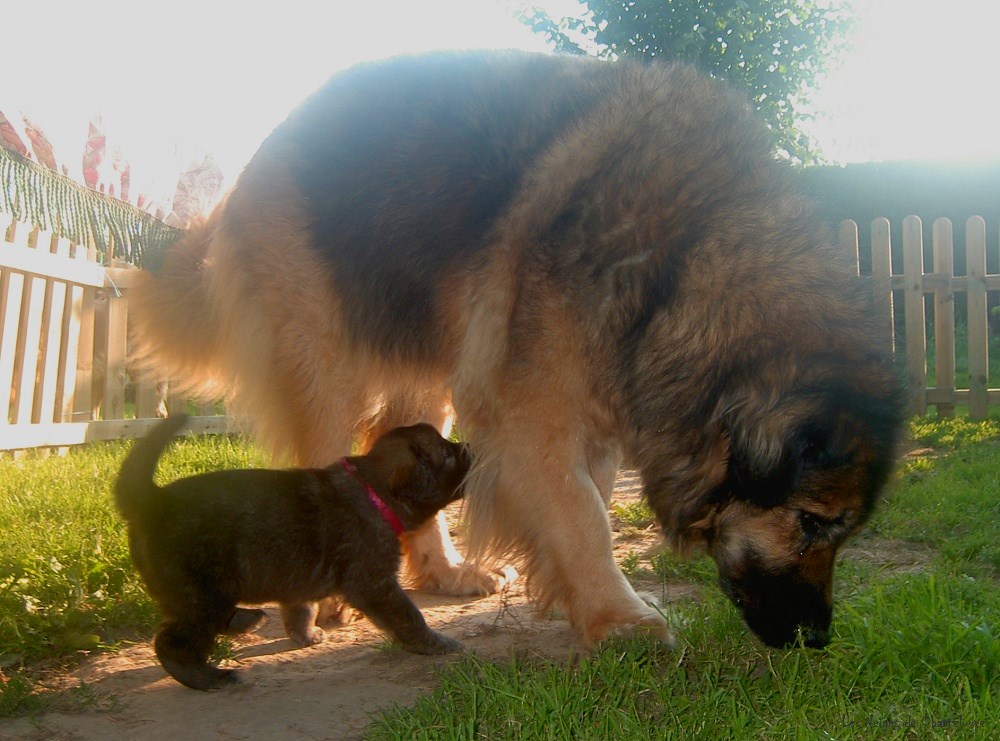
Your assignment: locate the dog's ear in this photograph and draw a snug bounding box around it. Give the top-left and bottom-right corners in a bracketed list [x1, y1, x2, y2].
[726, 418, 848, 508]
[661, 428, 730, 551]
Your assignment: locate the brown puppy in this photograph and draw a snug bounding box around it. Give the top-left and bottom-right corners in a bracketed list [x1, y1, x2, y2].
[114, 414, 467, 690]
[131, 51, 904, 649]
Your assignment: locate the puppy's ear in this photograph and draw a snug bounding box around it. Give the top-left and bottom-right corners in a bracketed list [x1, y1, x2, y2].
[388, 443, 433, 497]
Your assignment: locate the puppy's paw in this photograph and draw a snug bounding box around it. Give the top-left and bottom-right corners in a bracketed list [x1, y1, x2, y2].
[289, 626, 326, 647]
[316, 596, 357, 627]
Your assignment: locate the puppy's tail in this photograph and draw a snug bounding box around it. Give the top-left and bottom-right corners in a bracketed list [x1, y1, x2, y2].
[114, 414, 189, 523]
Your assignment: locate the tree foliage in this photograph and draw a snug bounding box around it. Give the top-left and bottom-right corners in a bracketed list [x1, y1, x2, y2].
[520, 1, 854, 163]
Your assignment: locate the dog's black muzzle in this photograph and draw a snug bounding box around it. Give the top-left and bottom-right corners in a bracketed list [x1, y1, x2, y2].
[720, 572, 832, 649]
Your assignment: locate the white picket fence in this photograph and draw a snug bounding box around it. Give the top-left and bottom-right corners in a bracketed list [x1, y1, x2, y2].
[1, 218, 228, 453]
[2, 213, 998, 453]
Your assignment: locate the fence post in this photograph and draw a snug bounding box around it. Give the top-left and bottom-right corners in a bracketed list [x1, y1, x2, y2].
[32, 232, 68, 424]
[55, 243, 88, 422]
[931, 218, 956, 417]
[14, 260, 48, 423]
[965, 216, 989, 419]
[902, 216, 926, 416]
[0, 271, 25, 422]
[73, 243, 99, 422]
[102, 289, 128, 422]
[839, 220, 860, 274]
[870, 218, 895, 353]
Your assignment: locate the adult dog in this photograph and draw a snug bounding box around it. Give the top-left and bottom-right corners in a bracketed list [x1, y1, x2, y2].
[131, 50, 902, 649]
[115, 416, 468, 690]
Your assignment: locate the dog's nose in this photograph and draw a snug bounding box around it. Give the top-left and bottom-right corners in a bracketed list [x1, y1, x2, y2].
[801, 626, 829, 649]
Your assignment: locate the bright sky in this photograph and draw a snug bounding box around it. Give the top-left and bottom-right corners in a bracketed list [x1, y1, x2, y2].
[3, 0, 999, 204]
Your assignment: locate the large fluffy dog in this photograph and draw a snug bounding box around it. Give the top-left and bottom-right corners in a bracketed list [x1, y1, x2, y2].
[115, 415, 468, 690]
[131, 50, 903, 649]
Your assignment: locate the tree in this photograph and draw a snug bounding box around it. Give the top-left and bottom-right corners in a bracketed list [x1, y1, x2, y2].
[520, 0, 854, 164]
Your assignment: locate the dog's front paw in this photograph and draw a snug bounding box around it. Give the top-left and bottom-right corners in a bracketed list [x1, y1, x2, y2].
[416, 563, 518, 597]
[289, 626, 326, 647]
[584, 604, 676, 650]
[406, 630, 463, 655]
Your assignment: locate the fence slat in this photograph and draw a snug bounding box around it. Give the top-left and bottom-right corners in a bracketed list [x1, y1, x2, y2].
[14, 274, 47, 424]
[839, 220, 860, 275]
[72, 244, 99, 422]
[0, 239, 105, 286]
[134, 369, 163, 419]
[56, 279, 85, 422]
[102, 291, 128, 421]
[35, 277, 67, 423]
[870, 218, 895, 353]
[0, 416, 233, 450]
[965, 216, 990, 419]
[0, 270, 25, 422]
[902, 216, 927, 416]
[931, 218, 956, 417]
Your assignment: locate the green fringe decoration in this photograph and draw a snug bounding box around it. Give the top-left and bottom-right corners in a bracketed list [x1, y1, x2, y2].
[0, 145, 184, 270]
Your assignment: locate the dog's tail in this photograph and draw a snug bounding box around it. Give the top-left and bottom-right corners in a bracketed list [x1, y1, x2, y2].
[128, 212, 226, 398]
[114, 414, 189, 523]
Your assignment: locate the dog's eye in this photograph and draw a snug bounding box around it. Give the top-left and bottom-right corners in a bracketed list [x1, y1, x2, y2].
[799, 512, 824, 541]
[799, 511, 835, 541]
[798, 511, 848, 546]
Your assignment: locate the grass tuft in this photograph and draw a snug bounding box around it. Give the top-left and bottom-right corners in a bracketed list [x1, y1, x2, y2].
[0, 433, 266, 715]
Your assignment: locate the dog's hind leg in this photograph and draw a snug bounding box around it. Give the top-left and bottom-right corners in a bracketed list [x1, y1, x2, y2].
[224, 607, 268, 635]
[154, 619, 238, 691]
[279, 602, 325, 646]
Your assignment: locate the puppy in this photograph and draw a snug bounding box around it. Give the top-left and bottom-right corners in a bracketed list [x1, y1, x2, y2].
[114, 414, 468, 690]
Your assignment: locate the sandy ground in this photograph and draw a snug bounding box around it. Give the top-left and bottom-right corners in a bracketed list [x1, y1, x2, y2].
[2, 473, 683, 741]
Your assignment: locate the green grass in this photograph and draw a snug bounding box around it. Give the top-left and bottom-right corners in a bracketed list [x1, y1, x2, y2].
[878, 417, 1000, 570]
[367, 417, 1000, 740]
[2, 417, 999, 736]
[0, 433, 267, 714]
[370, 570, 998, 739]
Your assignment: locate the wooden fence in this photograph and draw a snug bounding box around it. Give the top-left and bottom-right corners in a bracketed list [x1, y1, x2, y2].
[1, 218, 228, 453]
[2, 213, 998, 453]
[839, 215, 999, 419]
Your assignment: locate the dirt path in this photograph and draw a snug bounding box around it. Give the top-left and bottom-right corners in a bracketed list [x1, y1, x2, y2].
[3, 474, 673, 741]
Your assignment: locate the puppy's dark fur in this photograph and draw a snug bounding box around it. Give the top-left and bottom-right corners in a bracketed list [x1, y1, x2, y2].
[114, 414, 468, 690]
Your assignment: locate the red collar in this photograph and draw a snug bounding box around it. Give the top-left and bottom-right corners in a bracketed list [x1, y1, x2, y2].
[341, 458, 406, 536]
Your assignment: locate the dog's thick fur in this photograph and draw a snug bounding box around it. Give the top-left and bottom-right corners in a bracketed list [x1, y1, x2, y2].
[131, 51, 903, 649]
[114, 415, 467, 690]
